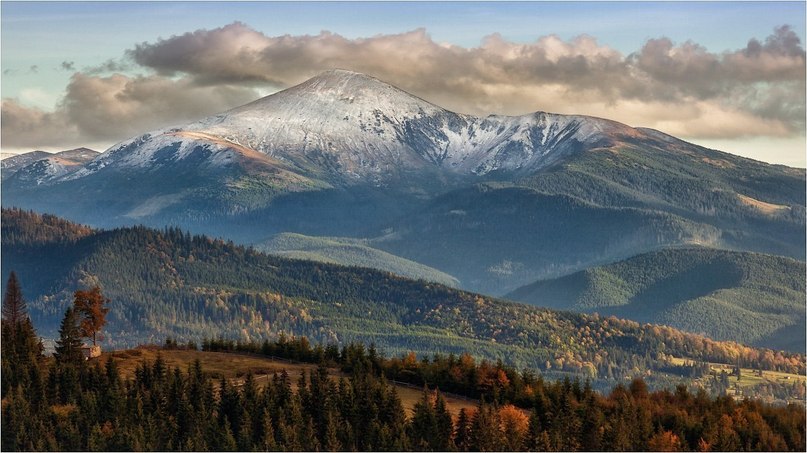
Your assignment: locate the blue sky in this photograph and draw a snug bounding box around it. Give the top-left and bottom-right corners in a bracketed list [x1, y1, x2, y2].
[2, 2, 805, 165]
[4, 2, 804, 52]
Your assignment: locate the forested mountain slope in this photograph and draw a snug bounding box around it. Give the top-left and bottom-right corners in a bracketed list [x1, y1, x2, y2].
[255, 232, 460, 287]
[2, 209, 803, 390]
[507, 248, 806, 352]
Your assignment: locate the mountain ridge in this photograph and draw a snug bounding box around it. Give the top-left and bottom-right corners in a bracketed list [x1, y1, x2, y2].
[506, 247, 806, 352]
[14, 70, 665, 187]
[255, 232, 461, 287]
[2, 70, 803, 295]
[1, 147, 98, 182]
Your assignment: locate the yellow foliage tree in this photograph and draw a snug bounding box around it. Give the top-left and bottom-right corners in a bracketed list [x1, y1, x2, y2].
[73, 286, 110, 346]
[498, 404, 529, 451]
[648, 430, 682, 451]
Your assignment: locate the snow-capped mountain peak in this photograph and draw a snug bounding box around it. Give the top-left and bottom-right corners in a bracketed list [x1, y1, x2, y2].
[47, 70, 640, 186]
[239, 69, 445, 116]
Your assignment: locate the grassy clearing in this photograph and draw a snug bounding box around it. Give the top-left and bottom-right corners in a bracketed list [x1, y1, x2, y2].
[707, 363, 806, 389]
[105, 348, 314, 381]
[101, 348, 477, 417]
[737, 194, 790, 215]
[669, 356, 806, 389]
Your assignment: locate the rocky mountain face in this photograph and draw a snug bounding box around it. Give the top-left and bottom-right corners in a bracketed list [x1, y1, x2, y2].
[2, 70, 804, 295]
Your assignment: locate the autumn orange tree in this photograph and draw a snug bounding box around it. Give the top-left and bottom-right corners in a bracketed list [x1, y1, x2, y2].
[73, 286, 109, 346]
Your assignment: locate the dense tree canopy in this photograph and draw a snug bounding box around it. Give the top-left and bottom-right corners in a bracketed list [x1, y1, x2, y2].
[3, 337, 806, 452]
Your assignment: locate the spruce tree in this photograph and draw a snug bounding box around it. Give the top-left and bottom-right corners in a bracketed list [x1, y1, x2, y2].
[277, 420, 301, 451]
[555, 390, 581, 451]
[20, 325, 44, 371]
[27, 365, 46, 411]
[0, 353, 12, 397]
[55, 307, 84, 365]
[300, 406, 321, 451]
[236, 410, 253, 451]
[282, 393, 306, 449]
[580, 403, 605, 451]
[409, 387, 438, 449]
[1, 386, 30, 451]
[382, 386, 409, 451]
[434, 392, 456, 451]
[258, 408, 277, 451]
[525, 409, 543, 451]
[2, 271, 26, 327]
[217, 416, 238, 451]
[1, 272, 42, 395]
[470, 401, 504, 451]
[323, 410, 343, 452]
[454, 408, 473, 452]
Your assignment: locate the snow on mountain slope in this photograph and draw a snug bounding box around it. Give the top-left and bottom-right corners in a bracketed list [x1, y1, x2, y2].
[10, 156, 90, 185]
[191, 69, 637, 177]
[2, 148, 99, 183]
[1, 151, 51, 176]
[55, 69, 640, 186]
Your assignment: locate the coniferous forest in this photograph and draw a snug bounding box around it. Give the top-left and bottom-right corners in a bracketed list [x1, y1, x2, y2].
[2, 273, 806, 452]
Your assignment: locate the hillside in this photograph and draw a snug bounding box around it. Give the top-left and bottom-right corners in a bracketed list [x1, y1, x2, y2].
[2, 209, 803, 390]
[104, 347, 477, 417]
[370, 183, 723, 294]
[255, 233, 459, 287]
[517, 136, 806, 259]
[6, 337, 804, 452]
[507, 248, 806, 352]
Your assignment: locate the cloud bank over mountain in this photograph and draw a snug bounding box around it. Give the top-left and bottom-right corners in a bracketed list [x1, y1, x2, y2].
[3, 22, 804, 153]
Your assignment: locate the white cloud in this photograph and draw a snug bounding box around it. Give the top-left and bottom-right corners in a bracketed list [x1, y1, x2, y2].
[2, 73, 259, 149]
[3, 23, 804, 159]
[17, 87, 60, 110]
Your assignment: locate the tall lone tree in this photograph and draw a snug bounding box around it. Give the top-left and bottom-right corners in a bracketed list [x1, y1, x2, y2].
[2, 272, 27, 328]
[54, 307, 84, 365]
[1, 272, 42, 395]
[73, 286, 109, 346]
[1, 273, 41, 355]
